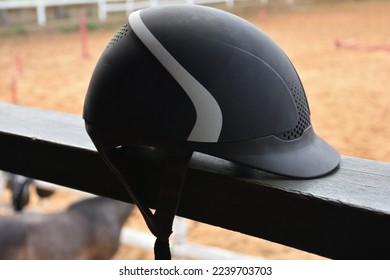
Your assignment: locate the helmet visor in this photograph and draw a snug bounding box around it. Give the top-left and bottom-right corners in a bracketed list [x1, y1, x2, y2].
[188, 127, 340, 179]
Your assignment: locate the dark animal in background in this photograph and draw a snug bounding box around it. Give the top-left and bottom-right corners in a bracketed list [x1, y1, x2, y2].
[5, 173, 55, 212]
[6, 173, 32, 211]
[0, 196, 134, 259]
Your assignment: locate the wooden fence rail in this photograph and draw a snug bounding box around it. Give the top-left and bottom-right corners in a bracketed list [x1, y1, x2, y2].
[1, 103, 390, 259]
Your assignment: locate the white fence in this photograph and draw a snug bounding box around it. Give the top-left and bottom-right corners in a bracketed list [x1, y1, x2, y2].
[0, 0, 234, 26]
[98, 0, 234, 21]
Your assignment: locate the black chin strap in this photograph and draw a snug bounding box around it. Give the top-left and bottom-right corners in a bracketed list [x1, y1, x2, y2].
[95, 142, 192, 260]
[151, 149, 193, 259]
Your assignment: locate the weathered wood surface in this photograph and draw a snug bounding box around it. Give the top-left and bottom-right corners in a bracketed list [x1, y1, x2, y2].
[1, 102, 390, 259]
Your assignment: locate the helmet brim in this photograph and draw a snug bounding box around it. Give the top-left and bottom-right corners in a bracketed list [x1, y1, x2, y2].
[189, 127, 340, 179]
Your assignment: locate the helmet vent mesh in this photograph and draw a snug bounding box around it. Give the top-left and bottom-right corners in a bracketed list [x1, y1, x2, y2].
[107, 24, 129, 48]
[277, 80, 311, 141]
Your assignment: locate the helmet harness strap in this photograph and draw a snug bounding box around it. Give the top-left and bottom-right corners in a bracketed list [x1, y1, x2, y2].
[93, 137, 192, 260]
[152, 149, 193, 259]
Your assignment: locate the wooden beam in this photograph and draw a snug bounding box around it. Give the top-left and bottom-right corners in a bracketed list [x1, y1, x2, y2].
[1, 103, 390, 259]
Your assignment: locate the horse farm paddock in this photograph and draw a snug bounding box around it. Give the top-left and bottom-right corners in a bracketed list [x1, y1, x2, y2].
[1, 0, 390, 259]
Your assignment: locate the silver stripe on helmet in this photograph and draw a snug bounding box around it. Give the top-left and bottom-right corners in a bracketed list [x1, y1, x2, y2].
[129, 10, 223, 143]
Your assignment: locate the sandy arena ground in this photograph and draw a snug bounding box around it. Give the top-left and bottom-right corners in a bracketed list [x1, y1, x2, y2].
[1, 0, 390, 259]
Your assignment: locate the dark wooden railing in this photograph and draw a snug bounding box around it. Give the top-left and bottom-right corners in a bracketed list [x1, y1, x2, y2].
[1, 102, 389, 259]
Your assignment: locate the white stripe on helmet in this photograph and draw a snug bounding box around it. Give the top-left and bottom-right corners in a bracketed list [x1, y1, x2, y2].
[129, 10, 223, 142]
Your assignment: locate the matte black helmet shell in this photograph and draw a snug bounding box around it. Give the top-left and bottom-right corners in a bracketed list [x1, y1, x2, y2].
[84, 4, 340, 178]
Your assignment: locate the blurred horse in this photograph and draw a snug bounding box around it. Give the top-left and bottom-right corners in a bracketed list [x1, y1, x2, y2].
[0, 196, 134, 259]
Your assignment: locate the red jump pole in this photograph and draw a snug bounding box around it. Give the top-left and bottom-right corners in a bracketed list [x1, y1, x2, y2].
[80, 12, 90, 58]
[10, 52, 23, 104]
[15, 52, 23, 77]
[258, 4, 267, 23]
[10, 74, 18, 104]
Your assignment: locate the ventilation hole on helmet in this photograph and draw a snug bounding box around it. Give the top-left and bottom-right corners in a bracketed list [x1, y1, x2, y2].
[276, 80, 311, 141]
[107, 24, 129, 48]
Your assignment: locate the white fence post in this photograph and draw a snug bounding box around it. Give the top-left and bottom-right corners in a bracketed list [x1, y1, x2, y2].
[125, 0, 134, 14]
[149, 0, 158, 8]
[0, 171, 6, 195]
[36, 0, 46, 26]
[226, 0, 234, 7]
[97, 0, 107, 21]
[172, 217, 188, 246]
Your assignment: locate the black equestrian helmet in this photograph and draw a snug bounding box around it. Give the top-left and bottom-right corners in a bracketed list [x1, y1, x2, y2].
[84, 4, 340, 178]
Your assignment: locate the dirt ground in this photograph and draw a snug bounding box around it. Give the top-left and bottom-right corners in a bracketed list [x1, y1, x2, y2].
[1, 0, 390, 259]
